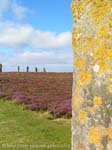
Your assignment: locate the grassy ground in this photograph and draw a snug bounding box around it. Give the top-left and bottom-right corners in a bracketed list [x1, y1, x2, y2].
[0, 100, 71, 150]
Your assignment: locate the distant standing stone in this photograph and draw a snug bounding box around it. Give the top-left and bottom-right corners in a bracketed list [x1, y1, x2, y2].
[0, 64, 2, 72]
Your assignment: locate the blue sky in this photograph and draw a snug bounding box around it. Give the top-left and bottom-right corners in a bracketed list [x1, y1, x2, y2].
[23, 0, 72, 33]
[0, 0, 73, 72]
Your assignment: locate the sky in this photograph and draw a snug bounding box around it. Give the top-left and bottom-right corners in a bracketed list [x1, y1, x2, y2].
[0, 0, 73, 72]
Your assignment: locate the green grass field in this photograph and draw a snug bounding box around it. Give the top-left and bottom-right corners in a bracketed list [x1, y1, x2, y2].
[0, 100, 71, 150]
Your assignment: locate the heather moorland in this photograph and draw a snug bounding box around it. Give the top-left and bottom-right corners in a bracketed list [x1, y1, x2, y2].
[0, 72, 72, 118]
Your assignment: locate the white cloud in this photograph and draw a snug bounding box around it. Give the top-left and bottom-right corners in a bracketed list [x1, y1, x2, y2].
[11, 2, 29, 20]
[0, 0, 10, 17]
[31, 30, 71, 49]
[0, 24, 72, 50]
[0, 0, 72, 72]
[2, 51, 73, 72]
[0, 0, 29, 20]
[7, 51, 73, 65]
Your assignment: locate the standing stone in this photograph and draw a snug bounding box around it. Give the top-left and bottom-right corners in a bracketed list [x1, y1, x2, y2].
[27, 66, 29, 72]
[0, 64, 2, 72]
[35, 67, 38, 72]
[71, 0, 112, 150]
[18, 66, 20, 72]
[43, 67, 46, 73]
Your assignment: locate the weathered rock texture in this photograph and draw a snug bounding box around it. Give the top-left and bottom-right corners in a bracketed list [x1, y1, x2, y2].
[71, 0, 112, 149]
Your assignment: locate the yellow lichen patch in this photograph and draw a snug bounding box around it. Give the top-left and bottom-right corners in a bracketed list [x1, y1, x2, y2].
[78, 110, 87, 123]
[71, 0, 92, 20]
[78, 70, 92, 85]
[72, 27, 82, 51]
[97, 25, 110, 38]
[72, 36, 90, 53]
[71, 1, 79, 19]
[102, 107, 106, 113]
[107, 85, 112, 93]
[109, 16, 112, 28]
[73, 87, 84, 110]
[75, 57, 85, 69]
[96, 61, 107, 75]
[86, 36, 96, 47]
[86, 37, 99, 54]
[71, 1, 76, 16]
[92, 44, 111, 61]
[72, 32, 93, 53]
[88, 106, 95, 114]
[85, 36, 96, 52]
[107, 140, 112, 148]
[106, 128, 112, 139]
[78, 1, 87, 17]
[93, 96, 102, 106]
[109, 20, 112, 28]
[106, 75, 112, 82]
[91, 0, 111, 24]
[107, 50, 112, 59]
[77, 43, 89, 53]
[92, 47, 108, 74]
[74, 96, 84, 110]
[82, 0, 92, 6]
[101, 42, 112, 50]
[86, 36, 93, 43]
[88, 126, 104, 145]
